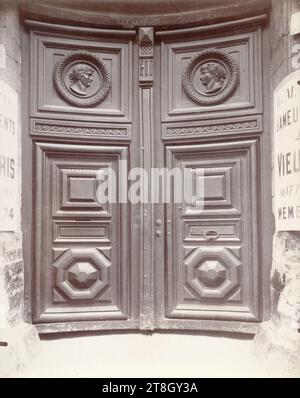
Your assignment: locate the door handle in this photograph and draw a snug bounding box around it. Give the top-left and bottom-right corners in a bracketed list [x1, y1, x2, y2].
[204, 230, 219, 240]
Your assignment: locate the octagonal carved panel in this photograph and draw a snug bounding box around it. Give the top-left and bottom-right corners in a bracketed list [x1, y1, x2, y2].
[198, 260, 227, 288]
[185, 246, 241, 299]
[53, 248, 110, 300]
[68, 262, 98, 289]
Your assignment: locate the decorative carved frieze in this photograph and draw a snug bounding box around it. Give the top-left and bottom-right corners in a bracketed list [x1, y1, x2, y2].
[32, 121, 129, 138]
[182, 49, 239, 106]
[164, 119, 259, 138]
[54, 50, 111, 107]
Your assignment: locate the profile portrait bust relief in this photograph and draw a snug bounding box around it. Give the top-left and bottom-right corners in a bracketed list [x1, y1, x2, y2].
[182, 48, 239, 106]
[68, 64, 94, 97]
[198, 63, 227, 95]
[54, 50, 111, 107]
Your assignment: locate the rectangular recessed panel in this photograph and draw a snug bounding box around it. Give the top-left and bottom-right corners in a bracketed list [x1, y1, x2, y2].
[184, 220, 241, 242]
[53, 221, 111, 243]
[61, 168, 101, 210]
[52, 163, 111, 217]
[203, 174, 226, 200]
[30, 32, 133, 122]
[161, 28, 262, 122]
[182, 162, 237, 215]
[69, 177, 96, 201]
[60, 226, 106, 238]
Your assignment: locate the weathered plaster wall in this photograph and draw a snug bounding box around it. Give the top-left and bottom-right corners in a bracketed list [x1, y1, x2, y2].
[0, 0, 40, 377]
[253, 0, 300, 376]
[270, 0, 300, 329]
[0, 0, 23, 331]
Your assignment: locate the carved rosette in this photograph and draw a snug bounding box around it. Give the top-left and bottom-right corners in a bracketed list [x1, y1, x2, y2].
[54, 50, 111, 107]
[182, 49, 239, 106]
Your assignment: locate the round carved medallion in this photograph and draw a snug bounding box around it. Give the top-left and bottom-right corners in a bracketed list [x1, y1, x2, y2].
[182, 49, 239, 106]
[54, 50, 111, 107]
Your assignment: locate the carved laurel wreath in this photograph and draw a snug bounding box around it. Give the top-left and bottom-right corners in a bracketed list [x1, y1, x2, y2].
[182, 49, 239, 106]
[54, 50, 111, 108]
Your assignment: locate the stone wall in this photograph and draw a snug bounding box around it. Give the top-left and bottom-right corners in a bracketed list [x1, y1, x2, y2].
[0, 233, 24, 327]
[0, 0, 23, 330]
[253, 0, 300, 376]
[0, 0, 40, 377]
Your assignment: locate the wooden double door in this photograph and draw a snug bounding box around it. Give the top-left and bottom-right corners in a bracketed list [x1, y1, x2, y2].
[24, 18, 271, 334]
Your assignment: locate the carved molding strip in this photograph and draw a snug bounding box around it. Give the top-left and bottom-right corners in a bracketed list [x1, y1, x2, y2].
[32, 121, 129, 138]
[138, 27, 154, 330]
[24, 19, 137, 39]
[155, 14, 269, 39]
[164, 119, 260, 138]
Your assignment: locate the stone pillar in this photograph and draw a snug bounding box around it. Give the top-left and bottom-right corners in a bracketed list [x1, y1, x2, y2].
[253, 0, 300, 376]
[0, 0, 40, 377]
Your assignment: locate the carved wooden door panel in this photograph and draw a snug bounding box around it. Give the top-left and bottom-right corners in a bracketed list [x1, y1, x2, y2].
[153, 20, 271, 333]
[25, 23, 140, 332]
[34, 143, 129, 324]
[164, 141, 259, 323]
